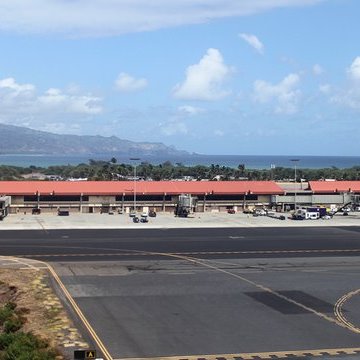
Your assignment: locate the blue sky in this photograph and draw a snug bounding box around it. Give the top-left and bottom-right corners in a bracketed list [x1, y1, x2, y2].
[0, 0, 359, 156]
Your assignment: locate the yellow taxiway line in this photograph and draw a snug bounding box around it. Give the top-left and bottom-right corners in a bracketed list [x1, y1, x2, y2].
[334, 288, 360, 334]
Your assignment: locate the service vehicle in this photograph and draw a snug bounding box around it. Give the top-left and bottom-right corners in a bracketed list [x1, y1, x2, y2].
[175, 194, 195, 217]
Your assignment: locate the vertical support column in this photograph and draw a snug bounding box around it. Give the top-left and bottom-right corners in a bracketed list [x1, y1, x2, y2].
[37, 191, 40, 210]
[162, 193, 166, 212]
[243, 192, 246, 210]
[203, 193, 206, 212]
[290, 159, 300, 211]
[122, 193, 125, 213]
[134, 164, 136, 213]
[80, 193, 83, 213]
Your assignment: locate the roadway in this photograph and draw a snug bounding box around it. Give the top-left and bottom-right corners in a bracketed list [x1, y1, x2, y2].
[1, 227, 360, 360]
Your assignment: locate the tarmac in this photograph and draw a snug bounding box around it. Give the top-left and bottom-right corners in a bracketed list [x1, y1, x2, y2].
[0, 211, 359, 230]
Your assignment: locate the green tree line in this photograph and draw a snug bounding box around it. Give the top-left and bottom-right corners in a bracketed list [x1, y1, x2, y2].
[0, 159, 360, 181]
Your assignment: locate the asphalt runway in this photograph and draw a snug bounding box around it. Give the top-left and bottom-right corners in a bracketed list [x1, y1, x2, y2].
[1, 227, 360, 360]
[54, 258, 360, 360]
[0, 226, 360, 261]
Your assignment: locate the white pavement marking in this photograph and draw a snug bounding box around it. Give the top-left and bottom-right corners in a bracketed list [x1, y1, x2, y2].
[0, 255, 45, 270]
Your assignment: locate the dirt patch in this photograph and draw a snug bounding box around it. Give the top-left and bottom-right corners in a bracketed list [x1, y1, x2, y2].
[0, 268, 88, 359]
[0, 283, 17, 303]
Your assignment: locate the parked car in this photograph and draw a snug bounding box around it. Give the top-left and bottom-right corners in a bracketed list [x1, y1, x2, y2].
[133, 216, 139, 223]
[58, 209, 69, 216]
[227, 209, 235, 214]
[140, 214, 149, 223]
[149, 209, 157, 217]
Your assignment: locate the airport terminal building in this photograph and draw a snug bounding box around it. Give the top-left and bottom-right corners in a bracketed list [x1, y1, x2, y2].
[0, 181, 283, 214]
[1, 180, 360, 215]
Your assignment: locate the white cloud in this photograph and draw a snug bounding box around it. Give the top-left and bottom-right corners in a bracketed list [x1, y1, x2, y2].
[178, 105, 204, 115]
[0, 77, 36, 107]
[319, 84, 331, 94]
[161, 121, 188, 136]
[0, 77, 103, 130]
[331, 86, 360, 110]
[331, 89, 360, 110]
[115, 73, 148, 92]
[331, 57, 360, 110]
[173, 48, 232, 101]
[312, 64, 324, 76]
[0, 1, 322, 37]
[253, 73, 301, 114]
[214, 129, 225, 136]
[0, 77, 35, 93]
[347, 57, 360, 81]
[37, 89, 102, 114]
[239, 33, 264, 54]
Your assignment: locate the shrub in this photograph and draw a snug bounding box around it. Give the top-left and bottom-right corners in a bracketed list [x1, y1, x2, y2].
[3, 332, 56, 360]
[0, 333, 16, 350]
[3, 317, 23, 333]
[4, 303, 16, 312]
[0, 308, 13, 326]
[0, 297, 57, 359]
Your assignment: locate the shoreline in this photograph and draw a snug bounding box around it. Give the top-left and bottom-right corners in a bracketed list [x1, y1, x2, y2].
[1, 153, 360, 169]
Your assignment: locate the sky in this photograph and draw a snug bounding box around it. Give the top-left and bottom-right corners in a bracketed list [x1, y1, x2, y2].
[0, 0, 359, 156]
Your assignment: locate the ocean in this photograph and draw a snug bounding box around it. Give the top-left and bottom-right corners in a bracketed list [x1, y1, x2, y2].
[0, 154, 360, 169]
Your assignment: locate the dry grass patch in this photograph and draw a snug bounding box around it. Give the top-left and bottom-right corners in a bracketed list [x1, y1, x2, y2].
[0, 268, 88, 359]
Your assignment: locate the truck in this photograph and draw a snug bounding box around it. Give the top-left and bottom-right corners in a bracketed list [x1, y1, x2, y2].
[307, 207, 327, 218]
[0, 196, 11, 220]
[293, 208, 321, 220]
[174, 194, 195, 218]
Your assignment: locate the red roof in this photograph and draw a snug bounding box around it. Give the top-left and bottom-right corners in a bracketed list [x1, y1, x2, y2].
[0, 181, 283, 196]
[309, 181, 360, 193]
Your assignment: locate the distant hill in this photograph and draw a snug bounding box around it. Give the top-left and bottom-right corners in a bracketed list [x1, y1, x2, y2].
[0, 123, 188, 156]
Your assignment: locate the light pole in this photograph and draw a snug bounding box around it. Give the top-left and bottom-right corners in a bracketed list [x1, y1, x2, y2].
[270, 164, 276, 180]
[290, 159, 300, 211]
[130, 157, 140, 213]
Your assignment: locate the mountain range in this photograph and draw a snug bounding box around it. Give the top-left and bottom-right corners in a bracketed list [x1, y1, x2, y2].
[0, 124, 188, 156]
